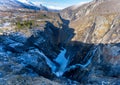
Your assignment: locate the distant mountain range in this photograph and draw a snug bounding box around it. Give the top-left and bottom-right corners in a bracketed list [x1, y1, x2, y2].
[0, 0, 57, 11]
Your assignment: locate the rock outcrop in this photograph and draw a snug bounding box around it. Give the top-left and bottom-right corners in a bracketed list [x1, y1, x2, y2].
[63, 43, 120, 84]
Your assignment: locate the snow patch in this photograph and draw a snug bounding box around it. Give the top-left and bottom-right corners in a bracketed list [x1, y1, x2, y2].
[3, 22, 11, 27]
[0, 22, 11, 28]
[17, 0, 34, 5]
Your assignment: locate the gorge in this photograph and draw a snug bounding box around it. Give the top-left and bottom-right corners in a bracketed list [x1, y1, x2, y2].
[0, 0, 120, 85]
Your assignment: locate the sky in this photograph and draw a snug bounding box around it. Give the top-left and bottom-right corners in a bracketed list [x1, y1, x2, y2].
[30, 0, 92, 9]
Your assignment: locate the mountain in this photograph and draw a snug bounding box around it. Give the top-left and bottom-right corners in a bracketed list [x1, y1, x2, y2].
[0, 0, 49, 11]
[60, 0, 120, 44]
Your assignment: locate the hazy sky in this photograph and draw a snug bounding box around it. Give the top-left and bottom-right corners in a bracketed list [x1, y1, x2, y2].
[31, 0, 92, 9]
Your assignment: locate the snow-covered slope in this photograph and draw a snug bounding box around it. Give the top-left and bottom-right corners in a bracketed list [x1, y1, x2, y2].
[17, 0, 34, 5]
[0, 0, 48, 11]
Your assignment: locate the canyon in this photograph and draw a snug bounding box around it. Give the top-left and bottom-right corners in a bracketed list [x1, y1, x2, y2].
[0, 0, 120, 85]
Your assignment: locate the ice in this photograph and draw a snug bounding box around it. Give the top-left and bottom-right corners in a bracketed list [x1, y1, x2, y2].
[54, 49, 68, 77]
[39, 48, 68, 77]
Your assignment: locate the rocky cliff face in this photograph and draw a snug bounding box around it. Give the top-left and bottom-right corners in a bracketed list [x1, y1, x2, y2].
[61, 0, 120, 44]
[63, 43, 120, 84]
[0, 28, 80, 85]
[59, 0, 120, 84]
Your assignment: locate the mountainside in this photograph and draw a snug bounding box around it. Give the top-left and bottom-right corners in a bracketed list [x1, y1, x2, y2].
[61, 0, 120, 44]
[0, 0, 48, 11]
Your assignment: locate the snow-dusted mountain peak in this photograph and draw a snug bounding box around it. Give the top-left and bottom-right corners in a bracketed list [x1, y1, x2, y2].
[17, 0, 34, 5]
[0, 0, 49, 11]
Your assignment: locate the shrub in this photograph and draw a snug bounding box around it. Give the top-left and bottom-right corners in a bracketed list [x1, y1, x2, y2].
[15, 20, 35, 31]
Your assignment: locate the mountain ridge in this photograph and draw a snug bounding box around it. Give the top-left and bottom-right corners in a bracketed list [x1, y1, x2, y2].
[60, 0, 120, 44]
[0, 0, 57, 12]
